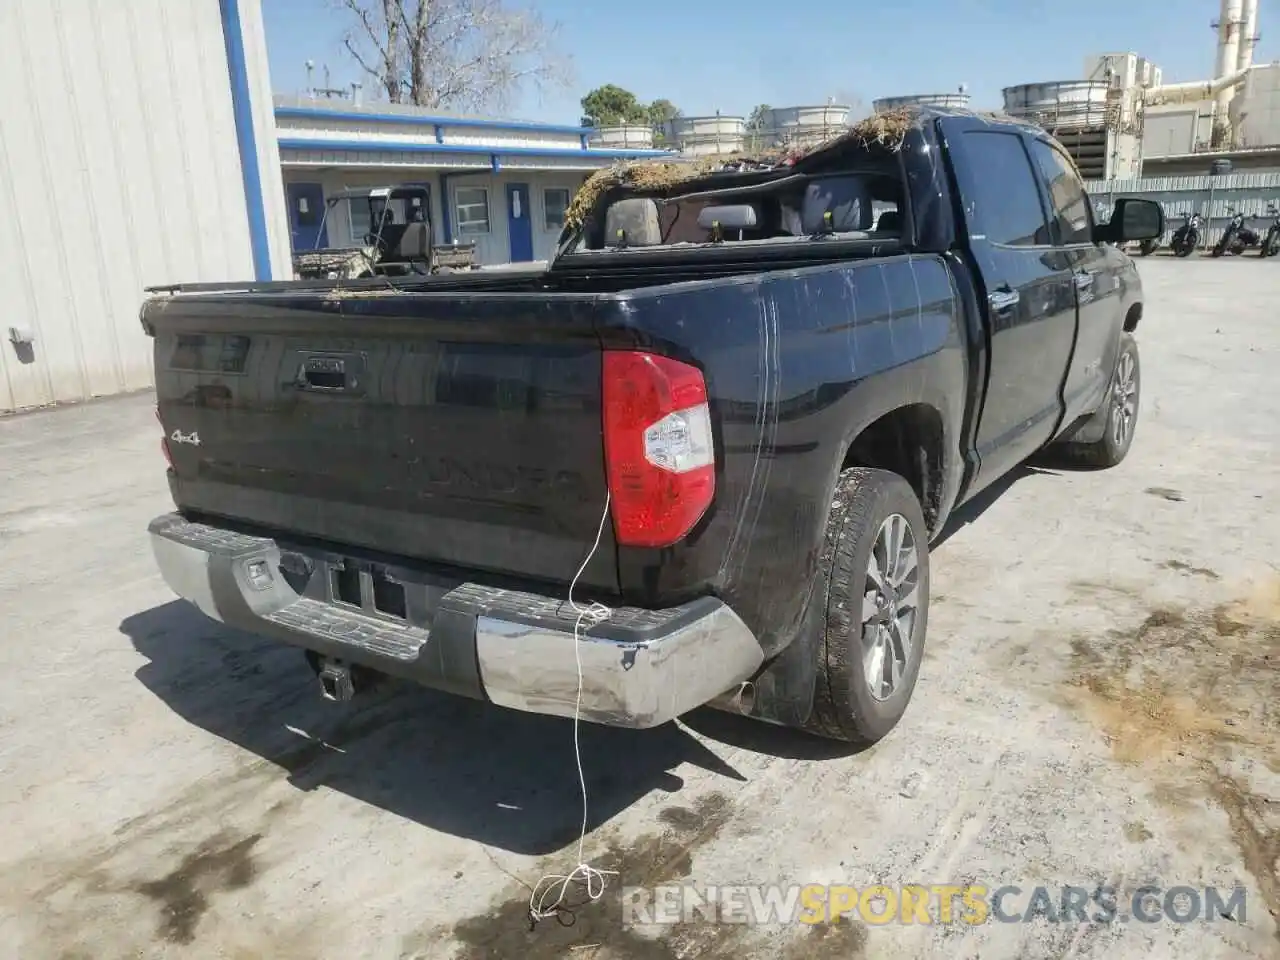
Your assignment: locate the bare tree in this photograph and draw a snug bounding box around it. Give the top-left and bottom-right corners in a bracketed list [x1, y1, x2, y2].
[334, 0, 571, 112]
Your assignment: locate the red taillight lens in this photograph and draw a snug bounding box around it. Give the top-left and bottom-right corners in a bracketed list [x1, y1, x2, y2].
[157, 406, 173, 468]
[602, 351, 715, 548]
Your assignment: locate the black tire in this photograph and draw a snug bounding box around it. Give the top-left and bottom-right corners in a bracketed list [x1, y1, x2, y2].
[803, 467, 930, 745]
[1175, 240, 1195, 258]
[1057, 333, 1141, 468]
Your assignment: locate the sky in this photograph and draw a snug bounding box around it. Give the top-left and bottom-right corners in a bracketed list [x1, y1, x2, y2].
[263, 0, 1279, 123]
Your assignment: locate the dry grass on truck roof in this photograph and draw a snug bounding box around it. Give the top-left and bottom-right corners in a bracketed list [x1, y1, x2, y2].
[565, 107, 919, 229]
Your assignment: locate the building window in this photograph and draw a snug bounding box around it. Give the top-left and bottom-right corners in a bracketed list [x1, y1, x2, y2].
[544, 188, 571, 231]
[455, 186, 491, 235]
[345, 186, 372, 244]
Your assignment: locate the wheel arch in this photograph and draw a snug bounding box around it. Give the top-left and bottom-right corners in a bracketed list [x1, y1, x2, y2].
[1124, 302, 1142, 333]
[839, 402, 947, 536]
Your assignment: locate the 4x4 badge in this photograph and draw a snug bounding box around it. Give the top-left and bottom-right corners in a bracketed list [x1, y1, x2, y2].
[170, 429, 201, 447]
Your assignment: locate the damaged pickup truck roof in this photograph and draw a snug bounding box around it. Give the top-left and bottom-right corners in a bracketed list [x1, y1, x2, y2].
[563, 105, 1047, 231]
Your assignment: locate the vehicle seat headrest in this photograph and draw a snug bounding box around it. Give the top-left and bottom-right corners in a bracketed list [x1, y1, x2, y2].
[604, 198, 662, 247]
[875, 210, 902, 233]
[801, 176, 874, 234]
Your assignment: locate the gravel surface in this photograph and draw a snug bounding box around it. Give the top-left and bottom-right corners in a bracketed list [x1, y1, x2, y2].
[1, 257, 1276, 959]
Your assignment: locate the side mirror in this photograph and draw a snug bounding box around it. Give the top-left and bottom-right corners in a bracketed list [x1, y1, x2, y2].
[1096, 198, 1164, 244]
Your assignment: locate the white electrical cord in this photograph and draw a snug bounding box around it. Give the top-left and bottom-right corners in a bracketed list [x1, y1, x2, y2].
[528, 490, 619, 924]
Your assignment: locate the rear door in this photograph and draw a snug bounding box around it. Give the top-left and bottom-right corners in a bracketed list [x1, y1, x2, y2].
[940, 119, 1078, 491]
[1026, 137, 1124, 427]
[506, 183, 535, 262]
[286, 182, 328, 252]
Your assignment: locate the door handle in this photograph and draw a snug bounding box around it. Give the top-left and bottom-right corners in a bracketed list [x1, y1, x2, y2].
[293, 353, 365, 394]
[989, 288, 1020, 312]
[1074, 271, 1094, 290]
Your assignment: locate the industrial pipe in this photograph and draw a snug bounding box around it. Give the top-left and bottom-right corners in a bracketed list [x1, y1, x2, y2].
[1237, 0, 1258, 74]
[1215, 0, 1245, 119]
[1143, 66, 1252, 106]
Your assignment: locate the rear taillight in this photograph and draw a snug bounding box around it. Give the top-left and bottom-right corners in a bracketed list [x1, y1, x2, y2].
[157, 407, 173, 468]
[602, 351, 715, 548]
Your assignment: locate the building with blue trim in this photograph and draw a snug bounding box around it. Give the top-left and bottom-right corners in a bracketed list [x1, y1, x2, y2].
[274, 97, 674, 266]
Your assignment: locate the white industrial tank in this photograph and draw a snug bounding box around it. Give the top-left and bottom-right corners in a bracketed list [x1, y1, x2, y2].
[872, 93, 971, 112]
[1001, 80, 1112, 129]
[664, 115, 746, 156]
[758, 104, 851, 149]
[587, 125, 656, 149]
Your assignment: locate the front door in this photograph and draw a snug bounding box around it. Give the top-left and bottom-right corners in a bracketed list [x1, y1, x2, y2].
[286, 182, 328, 251]
[505, 182, 534, 262]
[941, 120, 1079, 494]
[1026, 138, 1125, 427]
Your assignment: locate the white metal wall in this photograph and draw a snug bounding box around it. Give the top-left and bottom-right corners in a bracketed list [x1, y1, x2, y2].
[0, 0, 287, 415]
[1238, 64, 1280, 149]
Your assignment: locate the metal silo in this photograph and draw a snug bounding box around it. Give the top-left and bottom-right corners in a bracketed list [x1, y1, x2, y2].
[756, 104, 851, 150]
[872, 92, 971, 113]
[665, 114, 746, 157]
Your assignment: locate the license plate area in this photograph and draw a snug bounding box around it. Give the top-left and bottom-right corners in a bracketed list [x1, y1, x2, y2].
[327, 559, 407, 621]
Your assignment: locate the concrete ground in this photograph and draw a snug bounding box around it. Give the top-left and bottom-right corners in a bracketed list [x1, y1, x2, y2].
[0, 258, 1276, 960]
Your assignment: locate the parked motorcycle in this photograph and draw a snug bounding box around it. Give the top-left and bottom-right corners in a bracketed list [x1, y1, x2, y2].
[1258, 206, 1280, 258]
[1169, 212, 1202, 258]
[1212, 210, 1261, 257]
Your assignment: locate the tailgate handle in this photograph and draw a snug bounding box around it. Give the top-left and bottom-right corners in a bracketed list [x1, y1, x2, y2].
[296, 355, 360, 393]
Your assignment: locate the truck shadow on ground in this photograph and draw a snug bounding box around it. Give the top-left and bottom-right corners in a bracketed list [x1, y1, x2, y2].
[122, 601, 753, 857]
[932, 462, 1056, 548]
[120, 462, 1056, 855]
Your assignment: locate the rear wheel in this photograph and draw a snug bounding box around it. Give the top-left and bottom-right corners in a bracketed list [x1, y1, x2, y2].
[1057, 333, 1141, 468]
[803, 467, 930, 745]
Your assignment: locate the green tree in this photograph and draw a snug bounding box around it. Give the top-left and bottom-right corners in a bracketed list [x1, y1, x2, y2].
[580, 84, 647, 126]
[646, 98, 681, 126]
[745, 103, 772, 150]
[746, 103, 772, 130]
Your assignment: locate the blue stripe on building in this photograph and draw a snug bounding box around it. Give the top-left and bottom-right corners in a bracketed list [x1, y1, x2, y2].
[219, 0, 272, 281]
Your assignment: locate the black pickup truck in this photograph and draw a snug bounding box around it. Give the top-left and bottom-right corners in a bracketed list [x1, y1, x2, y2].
[143, 107, 1161, 746]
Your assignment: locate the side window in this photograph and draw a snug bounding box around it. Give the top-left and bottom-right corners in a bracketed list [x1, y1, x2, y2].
[955, 132, 1051, 247]
[543, 188, 570, 231]
[345, 187, 371, 242]
[455, 187, 491, 235]
[295, 193, 318, 226]
[1029, 139, 1094, 244]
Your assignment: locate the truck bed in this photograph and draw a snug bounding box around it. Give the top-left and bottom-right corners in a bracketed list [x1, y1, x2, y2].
[145, 249, 967, 645]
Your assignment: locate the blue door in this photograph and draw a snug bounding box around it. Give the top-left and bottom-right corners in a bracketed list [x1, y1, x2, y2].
[505, 182, 534, 262]
[287, 182, 329, 251]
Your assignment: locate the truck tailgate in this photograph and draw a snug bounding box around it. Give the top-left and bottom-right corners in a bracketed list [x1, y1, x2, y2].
[145, 290, 617, 592]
